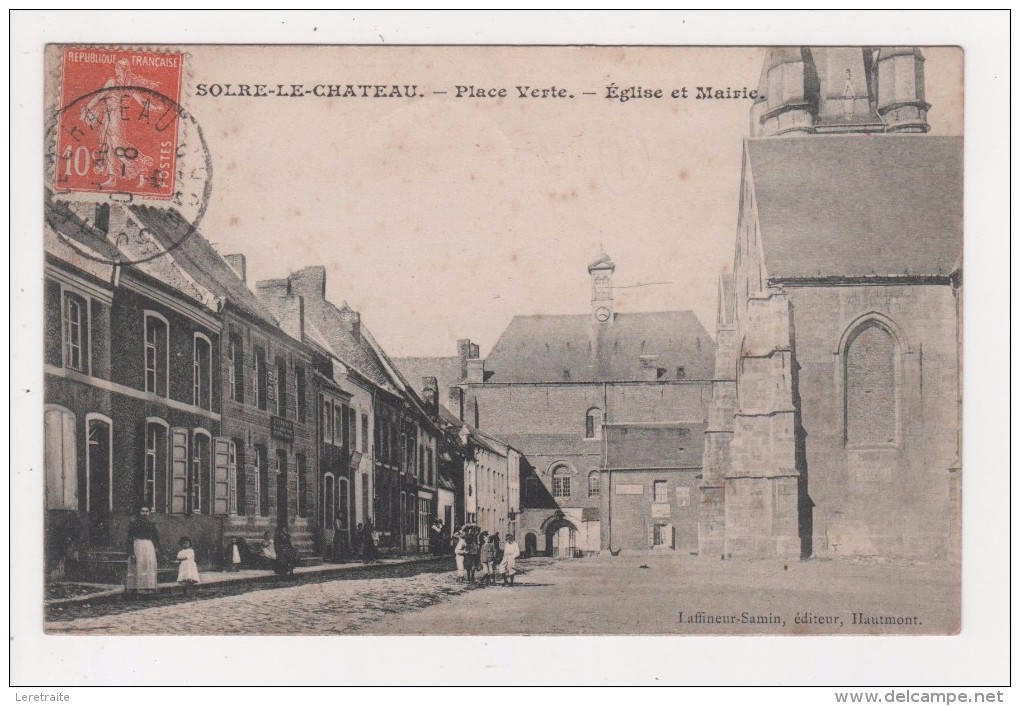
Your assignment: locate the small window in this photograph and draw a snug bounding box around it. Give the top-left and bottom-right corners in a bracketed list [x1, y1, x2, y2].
[192, 431, 211, 514]
[229, 440, 243, 515]
[652, 523, 668, 547]
[253, 346, 268, 411]
[193, 334, 212, 410]
[254, 445, 269, 517]
[275, 357, 287, 417]
[295, 366, 306, 423]
[676, 366, 686, 380]
[585, 408, 603, 439]
[144, 313, 168, 396]
[229, 334, 244, 403]
[361, 414, 369, 452]
[653, 480, 668, 503]
[588, 471, 600, 497]
[322, 397, 333, 444]
[144, 421, 167, 512]
[62, 291, 88, 372]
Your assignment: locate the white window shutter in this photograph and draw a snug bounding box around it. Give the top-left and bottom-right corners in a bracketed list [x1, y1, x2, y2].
[170, 428, 189, 514]
[213, 437, 230, 515]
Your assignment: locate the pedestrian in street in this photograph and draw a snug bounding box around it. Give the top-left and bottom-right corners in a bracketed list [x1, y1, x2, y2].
[465, 528, 480, 583]
[499, 533, 521, 586]
[352, 522, 364, 560]
[491, 532, 502, 562]
[361, 521, 379, 563]
[175, 536, 200, 598]
[479, 534, 497, 586]
[258, 530, 277, 570]
[274, 526, 300, 577]
[332, 514, 347, 563]
[125, 506, 159, 597]
[453, 530, 467, 581]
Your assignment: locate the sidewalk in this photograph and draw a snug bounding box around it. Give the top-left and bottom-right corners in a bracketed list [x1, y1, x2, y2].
[46, 554, 452, 607]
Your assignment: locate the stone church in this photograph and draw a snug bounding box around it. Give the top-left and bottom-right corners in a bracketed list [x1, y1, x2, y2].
[699, 47, 963, 560]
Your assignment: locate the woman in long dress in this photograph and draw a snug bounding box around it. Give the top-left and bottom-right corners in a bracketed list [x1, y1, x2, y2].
[125, 507, 160, 595]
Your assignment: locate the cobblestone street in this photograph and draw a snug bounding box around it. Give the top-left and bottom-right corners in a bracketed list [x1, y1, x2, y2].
[46, 554, 960, 636]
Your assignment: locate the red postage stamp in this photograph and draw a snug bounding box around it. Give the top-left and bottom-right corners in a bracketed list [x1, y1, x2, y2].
[54, 47, 184, 199]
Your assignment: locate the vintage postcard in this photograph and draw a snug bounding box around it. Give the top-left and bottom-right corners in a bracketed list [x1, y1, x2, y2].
[36, 40, 966, 645]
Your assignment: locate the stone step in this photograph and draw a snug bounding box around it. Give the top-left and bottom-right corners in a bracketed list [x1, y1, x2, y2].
[297, 556, 323, 567]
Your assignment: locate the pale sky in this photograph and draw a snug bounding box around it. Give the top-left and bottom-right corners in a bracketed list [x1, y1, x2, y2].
[185, 46, 962, 357]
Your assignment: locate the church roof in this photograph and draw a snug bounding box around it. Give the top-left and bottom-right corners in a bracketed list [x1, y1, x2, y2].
[746, 135, 962, 279]
[483, 310, 715, 383]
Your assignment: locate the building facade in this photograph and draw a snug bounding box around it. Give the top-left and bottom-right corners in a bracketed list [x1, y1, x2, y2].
[409, 254, 716, 556]
[44, 202, 229, 576]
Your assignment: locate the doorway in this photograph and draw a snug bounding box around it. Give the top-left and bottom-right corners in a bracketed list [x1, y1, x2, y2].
[547, 520, 577, 558]
[86, 416, 112, 545]
[524, 532, 538, 557]
[276, 449, 289, 526]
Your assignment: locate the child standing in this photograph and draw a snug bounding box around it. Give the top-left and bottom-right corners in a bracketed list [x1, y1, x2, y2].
[453, 531, 467, 582]
[228, 538, 241, 572]
[479, 534, 497, 585]
[176, 537, 200, 597]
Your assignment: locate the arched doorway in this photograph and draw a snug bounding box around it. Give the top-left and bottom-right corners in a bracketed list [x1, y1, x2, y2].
[524, 532, 538, 557]
[546, 519, 577, 559]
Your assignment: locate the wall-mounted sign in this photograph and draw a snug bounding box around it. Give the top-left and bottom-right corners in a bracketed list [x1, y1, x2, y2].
[271, 415, 294, 442]
[616, 484, 643, 495]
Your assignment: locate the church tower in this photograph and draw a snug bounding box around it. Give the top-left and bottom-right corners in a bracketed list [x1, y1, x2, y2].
[588, 252, 615, 324]
[753, 47, 929, 137]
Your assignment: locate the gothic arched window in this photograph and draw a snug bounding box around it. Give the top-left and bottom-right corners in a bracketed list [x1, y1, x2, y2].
[844, 322, 897, 445]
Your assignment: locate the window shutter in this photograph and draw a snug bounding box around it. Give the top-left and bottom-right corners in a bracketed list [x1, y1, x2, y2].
[213, 437, 230, 515]
[666, 523, 675, 549]
[62, 412, 77, 510]
[170, 428, 189, 514]
[44, 409, 77, 511]
[647, 523, 655, 549]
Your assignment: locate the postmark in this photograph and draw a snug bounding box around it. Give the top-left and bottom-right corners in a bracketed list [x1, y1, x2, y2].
[45, 47, 212, 266]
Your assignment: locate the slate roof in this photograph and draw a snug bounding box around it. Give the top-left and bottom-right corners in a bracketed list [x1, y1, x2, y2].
[746, 135, 963, 279]
[483, 311, 715, 383]
[304, 298, 397, 393]
[44, 200, 123, 262]
[393, 356, 462, 398]
[129, 205, 280, 326]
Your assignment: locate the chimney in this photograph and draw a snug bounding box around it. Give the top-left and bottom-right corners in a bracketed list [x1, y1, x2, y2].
[339, 307, 361, 341]
[422, 377, 439, 415]
[289, 266, 327, 301]
[448, 386, 464, 421]
[457, 339, 473, 382]
[224, 254, 247, 284]
[255, 278, 290, 304]
[276, 295, 304, 341]
[639, 354, 659, 382]
[466, 358, 485, 384]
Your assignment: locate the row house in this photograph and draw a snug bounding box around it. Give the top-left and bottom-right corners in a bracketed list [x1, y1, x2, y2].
[258, 267, 444, 556]
[44, 201, 228, 577]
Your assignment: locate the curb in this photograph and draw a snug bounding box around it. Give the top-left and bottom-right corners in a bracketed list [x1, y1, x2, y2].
[46, 555, 454, 608]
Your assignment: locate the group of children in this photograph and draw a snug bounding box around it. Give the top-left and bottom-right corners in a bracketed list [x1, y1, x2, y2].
[453, 528, 522, 586]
